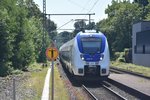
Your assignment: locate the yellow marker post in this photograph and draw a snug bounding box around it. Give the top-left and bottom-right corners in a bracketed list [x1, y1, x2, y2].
[46, 47, 59, 61]
[45, 47, 59, 100]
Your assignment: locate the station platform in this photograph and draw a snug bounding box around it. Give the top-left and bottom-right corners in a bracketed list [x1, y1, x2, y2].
[109, 73, 150, 97]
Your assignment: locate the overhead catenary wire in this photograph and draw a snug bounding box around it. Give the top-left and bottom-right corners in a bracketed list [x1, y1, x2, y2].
[45, 0, 99, 32]
[78, 0, 93, 23]
[46, 13, 95, 31]
[56, 19, 74, 30]
[67, 0, 89, 11]
[67, 0, 92, 23]
[66, 0, 99, 25]
[81, 0, 93, 12]
[88, 0, 99, 13]
[83, 0, 99, 22]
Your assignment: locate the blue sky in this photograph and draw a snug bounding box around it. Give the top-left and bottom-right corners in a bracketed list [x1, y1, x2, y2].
[33, 0, 133, 32]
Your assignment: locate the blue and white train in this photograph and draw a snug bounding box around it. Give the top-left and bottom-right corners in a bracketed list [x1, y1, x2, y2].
[59, 30, 110, 80]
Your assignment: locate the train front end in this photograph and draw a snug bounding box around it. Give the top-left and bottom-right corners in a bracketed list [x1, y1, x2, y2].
[73, 31, 110, 80]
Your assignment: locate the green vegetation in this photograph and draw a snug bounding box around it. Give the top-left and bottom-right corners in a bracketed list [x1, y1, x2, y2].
[134, 0, 149, 6]
[111, 61, 150, 77]
[56, 31, 73, 48]
[1, 0, 150, 78]
[97, 1, 150, 76]
[51, 64, 69, 100]
[51, 63, 87, 100]
[0, 0, 57, 76]
[111, 50, 150, 77]
[23, 63, 47, 100]
[113, 48, 132, 63]
[97, 0, 150, 56]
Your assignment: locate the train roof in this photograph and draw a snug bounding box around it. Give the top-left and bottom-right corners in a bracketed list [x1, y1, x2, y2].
[76, 30, 105, 37]
[59, 30, 106, 51]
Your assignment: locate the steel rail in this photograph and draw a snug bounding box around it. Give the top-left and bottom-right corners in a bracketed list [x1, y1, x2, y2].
[102, 84, 127, 100]
[82, 85, 98, 100]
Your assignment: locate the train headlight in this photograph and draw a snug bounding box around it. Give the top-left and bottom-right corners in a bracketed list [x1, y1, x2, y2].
[81, 57, 84, 60]
[100, 54, 104, 61]
[80, 54, 85, 60]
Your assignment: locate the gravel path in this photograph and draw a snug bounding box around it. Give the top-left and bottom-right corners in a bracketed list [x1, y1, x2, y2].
[0, 73, 36, 100]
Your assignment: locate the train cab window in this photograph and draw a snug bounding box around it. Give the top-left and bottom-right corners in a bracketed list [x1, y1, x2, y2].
[81, 37, 102, 54]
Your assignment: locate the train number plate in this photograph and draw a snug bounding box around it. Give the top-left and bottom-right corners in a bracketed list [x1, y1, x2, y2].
[88, 62, 95, 65]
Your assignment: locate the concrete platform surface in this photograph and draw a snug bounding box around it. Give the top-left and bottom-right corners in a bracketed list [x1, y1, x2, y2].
[109, 73, 150, 96]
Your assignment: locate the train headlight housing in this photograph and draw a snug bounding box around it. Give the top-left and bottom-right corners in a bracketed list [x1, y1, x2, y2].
[102, 68, 106, 74]
[100, 54, 104, 61]
[80, 54, 85, 60]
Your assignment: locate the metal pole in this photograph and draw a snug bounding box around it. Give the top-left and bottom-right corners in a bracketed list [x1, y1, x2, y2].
[89, 14, 91, 24]
[42, 0, 46, 63]
[46, 13, 95, 16]
[51, 60, 54, 100]
[13, 78, 16, 100]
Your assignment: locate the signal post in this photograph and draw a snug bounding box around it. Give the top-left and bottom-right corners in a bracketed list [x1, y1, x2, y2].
[45, 43, 59, 100]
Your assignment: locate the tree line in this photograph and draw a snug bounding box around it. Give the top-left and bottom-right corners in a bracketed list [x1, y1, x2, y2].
[1, 0, 150, 76]
[56, 0, 150, 59]
[97, 0, 150, 55]
[0, 0, 57, 76]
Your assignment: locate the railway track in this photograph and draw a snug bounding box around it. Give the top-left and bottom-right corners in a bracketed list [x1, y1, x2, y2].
[82, 84, 127, 100]
[82, 85, 98, 100]
[82, 77, 150, 100]
[59, 60, 128, 99]
[59, 60, 149, 99]
[102, 84, 127, 100]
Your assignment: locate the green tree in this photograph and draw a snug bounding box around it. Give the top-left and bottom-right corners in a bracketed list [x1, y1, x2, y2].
[146, 12, 150, 20]
[134, 0, 150, 19]
[25, 0, 42, 18]
[0, 0, 57, 75]
[0, 0, 17, 76]
[97, 0, 143, 53]
[134, 0, 149, 6]
[86, 22, 96, 30]
[73, 20, 86, 37]
[28, 17, 43, 61]
[144, 0, 150, 20]
[55, 31, 72, 48]
[46, 19, 57, 40]
[12, 0, 34, 69]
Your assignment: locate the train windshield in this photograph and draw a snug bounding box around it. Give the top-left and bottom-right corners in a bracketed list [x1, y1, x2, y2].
[81, 37, 102, 54]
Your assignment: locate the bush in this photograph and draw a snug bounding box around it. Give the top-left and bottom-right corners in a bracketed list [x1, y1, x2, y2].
[113, 52, 120, 60]
[117, 57, 125, 62]
[113, 48, 132, 63]
[11, 69, 23, 75]
[124, 48, 132, 63]
[113, 52, 125, 62]
[0, 63, 13, 77]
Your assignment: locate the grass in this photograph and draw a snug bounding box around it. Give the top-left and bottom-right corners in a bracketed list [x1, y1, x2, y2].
[111, 61, 150, 77]
[50, 63, 69, 100]
[22, 62, 69, 100]
[23, 63, 48, 100]
[21, 61, 150, 100]
[30, 68, 48, 99]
